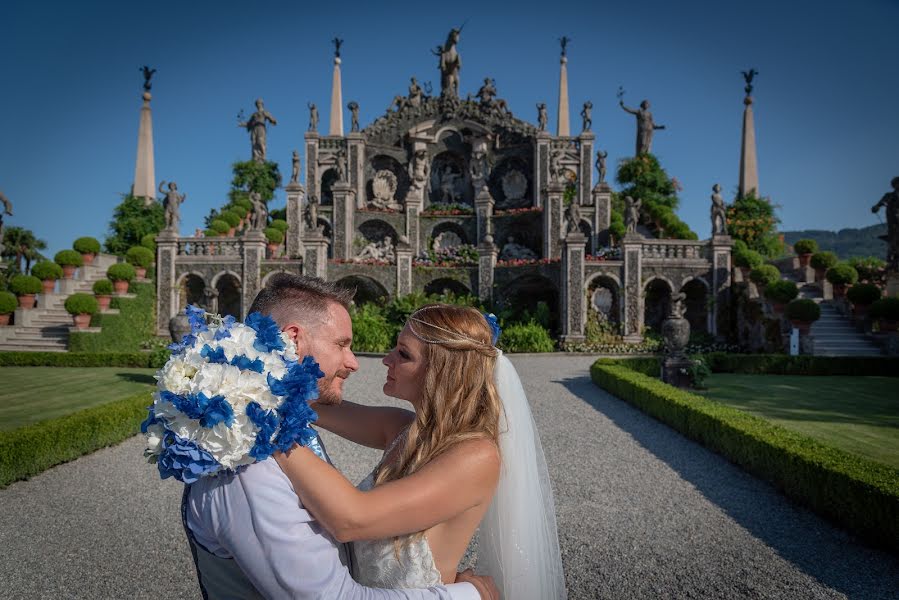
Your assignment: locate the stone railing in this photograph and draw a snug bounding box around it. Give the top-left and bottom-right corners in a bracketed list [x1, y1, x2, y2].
[177, 238, 242, 257]
[641, 239, 709, 261]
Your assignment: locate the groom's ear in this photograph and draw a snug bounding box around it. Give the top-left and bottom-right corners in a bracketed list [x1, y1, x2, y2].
[281, 323, 311, 354]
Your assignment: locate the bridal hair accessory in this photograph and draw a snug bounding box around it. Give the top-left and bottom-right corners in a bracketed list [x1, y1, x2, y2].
[406, 307, 502, 348]
[142, 305, 323, 483]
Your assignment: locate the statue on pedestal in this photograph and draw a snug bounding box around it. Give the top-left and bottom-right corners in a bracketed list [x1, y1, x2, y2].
[624, 196, 642, 234]
[348, 101, 360, 132]
[304, 195, 320, 232]
[565, 200, 582, 235]
[159, 181, 185, 231]
[202, 286, 219, 314]
[619, 98, 665, 155]
[307, 102, 319, 132]
[872, 176, 899, 270]
[549, 149, 564, 184]
[290, 150, 301, 184]
[140, 66, 156, 92]
[356, 236, 395, 263]
[238, 98, 278, 163]
[408, 77, 424, 108]
[249, 191, 267, 230]
[711, 183, 728, 236]
[580, 101, 593, 131]
[409, 149, 430, 194]
[595, 150, 608, 184]
[438, 166, 460, 203]
[433, 27, 462, 98]
[537, 103, 548, 131]
[469, 149, 489, 191]
[335, 147, 347, 183]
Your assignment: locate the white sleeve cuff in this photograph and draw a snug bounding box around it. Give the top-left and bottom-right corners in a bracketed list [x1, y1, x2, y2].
[445, 582, 480, 600]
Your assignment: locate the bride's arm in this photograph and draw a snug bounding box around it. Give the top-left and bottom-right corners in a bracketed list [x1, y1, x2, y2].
[312, 401, 414, 450]
[275, 438, 499, 543]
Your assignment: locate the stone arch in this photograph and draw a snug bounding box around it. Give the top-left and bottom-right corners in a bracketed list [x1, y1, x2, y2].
[367, 154, 410, 207]
[429, 221, 470, 249]
[586, 274, 621, 325]
[334, 275, 390, 306]
[176, 272, 206, 312]
[357, 219, 399, 246]
[213, 272, 242, 318]
[680, 277, 710, 334]
[423, 277, 470, 297]
[320, 168, 338, 205]
[499, 274, 560, 333]
[643, 277, 673, 333]
[489, 156, 532, 209]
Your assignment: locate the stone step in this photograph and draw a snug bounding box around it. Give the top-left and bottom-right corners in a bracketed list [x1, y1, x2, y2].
[0, 337, 68, 348]
[0, 343, 67, 352]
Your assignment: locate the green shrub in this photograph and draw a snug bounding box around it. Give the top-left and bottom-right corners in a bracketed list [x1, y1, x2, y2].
[825, 263, 858, 286]
[589, 361, 899, 552]
[764, 279, 798, 304]
[350, 304, 393, 352]
[0, 291, 17, 314]
[73, 236, 101, 254]
[204, 228, 220, 238]
[64, 293, 99, 315]
[846, 283, 881, 306]
[31, 260, 63, 281]
[701, 353, 899, 376]
[220, 210, 242, 228]
[792, 239, 818, 255]
[784, 299, 821, 322]
[810, 251, 838, 271]
[848, 256, 885, 282]
[210, 219, 231, 234]
[870, 297, 899, 322]
[749, 264, 780, 287]
[0, 351, 166, 368]
[264, 227, 285, 244]
[9, 274, 42, 295]
[733, 247, 764, 269]
[500, 321, 555, 353]
[54, 249, 83, 267]
[227, 203, 250, 218]
[107, 263, 136, 282]
[270, 219, 289, 232]
[68, 282, 158, 353]
[140, 233, 157, 251]
[125, 246, 154, 268]
[92, 279, 114, 295]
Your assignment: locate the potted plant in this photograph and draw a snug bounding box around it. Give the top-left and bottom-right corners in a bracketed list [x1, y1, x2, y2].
[210, 219, 231, 237]
[107, 263, 136, 295]
[809, 251, 838, 282]
[270, 219, 289, 234]
[73, 236, 101, 265]
[264, 227, 285, 258]
[846, 283, 881, 317]
[140, 233, 157, 252]
[54, 249, 84, 279]
[733, 244, 764, 281]
[64, 293, 98, 329]
[31, 260, 63, 295]
[204, 228, 219, 238]
[219, 210, 241, 236]
[870, 297, 899, 332]
[0, 291, 17, 326]
[125, 246, 154, 279]
[825, 262, 859, 298]
[92, 279, 115, 311]
[763, 279, 799, 313]
[785, 298, 821, 335]
[10, 274, 42, 309]
[749, 264, 781, 294]
[792, 239, 818, 267]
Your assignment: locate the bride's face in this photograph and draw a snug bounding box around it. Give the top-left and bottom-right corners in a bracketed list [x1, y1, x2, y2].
[382, 324, 427, 406]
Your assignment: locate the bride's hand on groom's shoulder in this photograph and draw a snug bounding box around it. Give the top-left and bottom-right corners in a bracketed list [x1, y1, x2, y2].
[456, 569, 500, 600]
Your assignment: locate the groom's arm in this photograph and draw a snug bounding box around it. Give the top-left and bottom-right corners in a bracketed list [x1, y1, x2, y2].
[214, 459, 481, 600]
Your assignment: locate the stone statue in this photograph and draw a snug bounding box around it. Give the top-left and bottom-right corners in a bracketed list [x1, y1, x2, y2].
[559, 36, 570, 57]
[0, 190, 12, 255]
[499, 236, 537, 261]
[710, 183, 728, 236]
[140, 66, 156, 92]
[476, 78, 497, 105]
[238, 98, 278, 163]
[202, 286, 219, 314]
[307, 102, 319, 132]
[625, 196, 641, 234]
[580, 101, 593, 131]
[742, 68, 759, 96]
[549, 149, 564, 184]
[670, 292, 687, 319]
[249, 191, 267, 230]
[619, 99, 666, 156]
[290, 150, 300, 184]
[872, 176, 899, 270]
[409, 149, 430, 193]
[565, 200, 582, 235]
[334, 147, 347, 183]
[370, 170, 402, 211]
[304, 194, 319, 232]
[332, 37, 343, 58]
[595, 150, 608, 184]
[438, 166, 460, 203]
[158, 181, 185, 231]
[347, 101, 360, 132]
[433, 27, 462, 97]
[537, 103, 548, 131]
[356, 236, 395, 262]
[408, 77, 424, 108]
[469, 149, 488, 191]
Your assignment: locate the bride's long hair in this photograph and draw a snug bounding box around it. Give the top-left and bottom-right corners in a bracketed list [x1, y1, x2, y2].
[373, 304, 502, 488]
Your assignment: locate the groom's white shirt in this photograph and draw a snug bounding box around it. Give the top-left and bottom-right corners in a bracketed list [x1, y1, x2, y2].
[186, 457, 478, 600]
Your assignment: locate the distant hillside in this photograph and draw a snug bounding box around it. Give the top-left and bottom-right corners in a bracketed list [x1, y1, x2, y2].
[782, 224, 887, 259]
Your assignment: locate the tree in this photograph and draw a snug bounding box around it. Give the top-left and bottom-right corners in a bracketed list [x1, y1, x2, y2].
[229, 160, 282, 206]
[614, 153, 697, 240]
[1, 226, 47, 274]
[105, 193, 165, 255]
[727, 192, 782, 257]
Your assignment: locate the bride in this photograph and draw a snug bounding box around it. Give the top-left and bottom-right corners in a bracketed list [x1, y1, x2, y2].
[276, 304, 566, 599]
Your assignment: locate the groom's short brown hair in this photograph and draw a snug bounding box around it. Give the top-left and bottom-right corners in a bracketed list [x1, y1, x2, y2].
[248, 274, 354, 329]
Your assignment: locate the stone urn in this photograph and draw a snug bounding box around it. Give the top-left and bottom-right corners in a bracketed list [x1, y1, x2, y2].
[72, 314, 92, 329]
[17, 294, 36, 310]
[169, 312, 192, 343]
[661, 313, 690, 356]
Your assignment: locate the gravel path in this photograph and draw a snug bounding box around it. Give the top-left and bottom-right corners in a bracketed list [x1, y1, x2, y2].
[1, 355, 896, 599]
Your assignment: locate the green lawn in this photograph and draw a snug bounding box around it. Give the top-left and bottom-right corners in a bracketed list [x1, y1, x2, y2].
[0, 367, 156, 431]
[702, 374, 899, 469]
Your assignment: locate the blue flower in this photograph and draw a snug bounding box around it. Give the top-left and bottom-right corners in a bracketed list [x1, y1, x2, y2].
[230, 355, 265, 373]
[267, 355, 324, 403]
[161, 390, 234, 428]
[140, 407, 160, 433]
[246, 401, 279, 461]
[185, 304, 209, 334]
[245, 312, 285, 353]
[266, 355, 323, 452]
[200, 344, 229, 365]
[156, 430, 221, 483]
[213, 315, 236, 340]
[483, 312, 501, 345]
[200, 395, 235, 428]
[168, 334, 197, 355]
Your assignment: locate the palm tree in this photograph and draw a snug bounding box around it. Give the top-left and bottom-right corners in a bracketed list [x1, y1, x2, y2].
[1, 226, 46, 274]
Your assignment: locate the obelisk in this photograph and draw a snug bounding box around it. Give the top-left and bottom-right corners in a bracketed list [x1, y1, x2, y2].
[738, 71, 760, 199]
[328, 39, 344, 136]
[133, 74, 156, 206]
[556, 40, 571, 137]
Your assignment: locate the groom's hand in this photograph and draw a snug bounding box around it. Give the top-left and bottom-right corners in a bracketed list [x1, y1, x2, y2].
[456, 569, 499, 600]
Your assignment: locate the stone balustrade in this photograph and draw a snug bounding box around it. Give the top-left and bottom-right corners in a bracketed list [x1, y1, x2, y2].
[177, 237, 242, 257]
[641, 239, 709, 261]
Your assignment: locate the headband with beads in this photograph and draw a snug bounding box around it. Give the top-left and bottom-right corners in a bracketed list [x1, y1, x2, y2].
[406, 308, 501, 348]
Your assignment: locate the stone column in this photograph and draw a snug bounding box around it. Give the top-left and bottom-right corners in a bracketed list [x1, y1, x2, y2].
[331, 182, 355, 259]
[395, 239, 413, 297]
[592, 183, 612, 248]
[329, 56, 344, 136]
[405, 188, 423, 254]
[347, 133, 365, 207]
[474, 185, 494, 243]
[241, 231, 266, 318]
[738, 96, 760, 199]
[133, 91, 156, 205]
[304, 132, 319, 201]
[543, 182, 565, 259]
[556, 56, 570, 137]
[561, 232, 587, 344]
[534, 132, 551, 209]
[711, 235, 734, 338]
[622, 234, 644, 343]
[478, 235, 498, 303]
[302, 232, 329, 279]
[285, 182, 305, 259]
[578, 131, 594, 206]
[155, 230, 178, 336]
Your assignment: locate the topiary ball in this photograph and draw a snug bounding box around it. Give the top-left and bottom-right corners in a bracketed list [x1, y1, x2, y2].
[870, 297, 899, 321]
[785, 298, 821, 322]
[54, 249, 84, 267]
[31, 260, 64, 281]
[219, 210, 241, 228]
[210, 219, 231, 234]
[64, 293, 99, 316]
[92, 279, 114, 295]
[792, 239, 818, 255]
[264, 227, 285, 244]
[270, 219, 289, 232]
[0, 290, 17, 314]
[764, 280, 799, 304]
[107, 262, 137, 282]
[734, 248, 764, 269]
[10, 274, 43, 295]
[749, 264, 781, 287]
[825, 263, 859, 286]
[846, 283, 881, 306]
[73, 236, 101, 254]
[810, 251, 838, 271]
[203, 229, 220, 238]
[126, 246, 155, 268]
[140, 233, 157, 252]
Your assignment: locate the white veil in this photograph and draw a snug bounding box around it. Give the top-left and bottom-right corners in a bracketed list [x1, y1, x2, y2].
[478, 351, 567, 599]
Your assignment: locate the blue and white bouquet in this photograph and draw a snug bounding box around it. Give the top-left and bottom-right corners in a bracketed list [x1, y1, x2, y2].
[142, 305, 323, 483]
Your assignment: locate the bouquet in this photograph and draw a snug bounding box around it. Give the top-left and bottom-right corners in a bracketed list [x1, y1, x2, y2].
[142, 305, 323, 483]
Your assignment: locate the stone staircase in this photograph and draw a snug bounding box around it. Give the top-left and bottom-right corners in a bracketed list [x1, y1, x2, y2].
[0, 254, 120, 352]
[798, 284, 881, 356]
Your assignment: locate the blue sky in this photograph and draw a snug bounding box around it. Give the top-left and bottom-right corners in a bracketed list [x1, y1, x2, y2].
[2, 0, 898, 257]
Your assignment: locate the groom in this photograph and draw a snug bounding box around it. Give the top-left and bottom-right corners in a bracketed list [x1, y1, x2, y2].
[183, 274, 497, 599]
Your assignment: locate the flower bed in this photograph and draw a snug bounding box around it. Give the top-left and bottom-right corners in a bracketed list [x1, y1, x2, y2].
[585, 247, 622, 262]
[421, 202, 474, 216]
[493, 206, 542, 216]
[331, 258, 393, 266]
[496, 257, 559, 267]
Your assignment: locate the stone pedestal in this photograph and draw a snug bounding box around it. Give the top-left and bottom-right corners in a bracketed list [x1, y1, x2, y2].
[478, 237, 498, 303]
[395, 241, 413, 297]
[622, 234, 644, 343]
[241, 231, 266, 318]
[302, 233, 329, 279]
[304, 132, 319, 200]
[331, 182, 355, 259]
[886, 272, 899, 298]
[710, 235, 733, 338]
[534, 132, 551, 209]
[285, 182, 305, 259]
[155, 230, 178, 336]
[592, 184, 612, 248]
[661, 356, 693, 388]
[561, 232, 587, 343]
[475, 186, 495, 244]
[347, 133, 365, 201]
[578, 132, 594, 206]
[543, 183, 564, 259]
[405, 189, 423, 254]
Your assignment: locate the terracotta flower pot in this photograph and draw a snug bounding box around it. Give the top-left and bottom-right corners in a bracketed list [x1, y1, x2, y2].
[135, 267, 147, 279]
[798, 254, 812, 268]
[852, 304, 870, 318]
[0, 314, 10, 326]
[18, 294, 37, 309]
[267, 243, 280, 258]
[72, 314, 92, 329]
[790, 320, 812, 335]
[879, 319, 898, 333]
[771, 301, 786, 314]
[81, 253, 95, 266]
[832, 284, 848, 299]
[96, 295, 112, 311]
[228, 227, 236, 237]
[41, 279, 56, 295]
[814, 268, 826, 282]
[113, 280, 130, 295]
[62, 265, 76, 279]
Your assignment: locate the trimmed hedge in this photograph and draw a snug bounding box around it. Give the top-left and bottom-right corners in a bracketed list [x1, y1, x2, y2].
[0, 351, 166, 367]
[350, 303, 394, 353]
[107, 262, 136, 282]
[500, 321, 555, 353]
[210, 219, 231, 234]
[10, 274, 42, 295]
[31, 260, 63, 281]
[749, 264, 781, 287]
[219, 209, 241, 228]
[270, 218, 289, 232]
[701, 352, 899, 376]
[0, 391, 153, 488]
[68, 282, 159, 353]
[73, 236, 101, 254]
[64, 293, 99, 316]
[591, 360, 899, 552]
[140, 233, 157, 251]
[264, 227, 285, 244]
[54, 249, 83, 267]
[870, 297, 899, 321]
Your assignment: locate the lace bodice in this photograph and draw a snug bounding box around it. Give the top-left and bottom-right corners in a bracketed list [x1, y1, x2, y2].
[351, 440, 442, 589]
